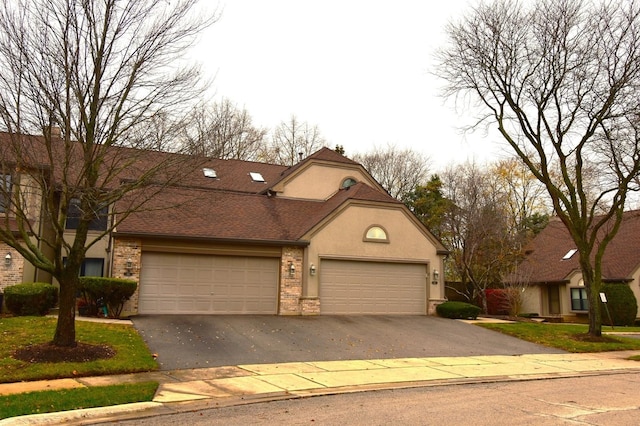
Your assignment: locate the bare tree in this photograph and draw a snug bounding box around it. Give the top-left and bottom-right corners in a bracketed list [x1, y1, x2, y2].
[437, 0, 640, 336]
[0, 0, 215, 347]
[441, 162, 517, 312]
[181, 99, 267, 160]
[487, 157, 550, 238]
[260, 115, 326, 165]
[354, 144, 431, 200]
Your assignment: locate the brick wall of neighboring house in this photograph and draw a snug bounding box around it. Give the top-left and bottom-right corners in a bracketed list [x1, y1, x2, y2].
[0, 243, 24, 292]
[112, 237, 142, 314]
[279, 246, 303, 314]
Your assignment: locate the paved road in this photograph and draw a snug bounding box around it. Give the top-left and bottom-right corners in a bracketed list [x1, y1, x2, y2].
[108, 372, 640, 425]
[132, 315, 564, 370]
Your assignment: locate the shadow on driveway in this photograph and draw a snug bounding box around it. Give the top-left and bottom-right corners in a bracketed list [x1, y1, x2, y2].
[131, 315, 565, 371]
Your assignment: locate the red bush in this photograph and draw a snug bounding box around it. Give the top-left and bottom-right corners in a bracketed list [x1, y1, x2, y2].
[485, 289, 509, 315]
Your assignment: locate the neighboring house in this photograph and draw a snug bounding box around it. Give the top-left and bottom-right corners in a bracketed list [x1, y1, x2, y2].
[0, 131, 448, 316]
[509, 212, 640, 320]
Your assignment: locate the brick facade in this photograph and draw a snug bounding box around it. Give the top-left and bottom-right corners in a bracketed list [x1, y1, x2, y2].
[279, 246, 303, 315]
[428, 298, 447, 315]
[300, 297, 320, 315]
[0, 243, 24, 292]
[112, 237, 142, 315]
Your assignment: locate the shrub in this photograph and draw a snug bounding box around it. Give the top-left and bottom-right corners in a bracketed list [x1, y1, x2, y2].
[4, 282, 58, 316]
[78, 277, 137, 319]
[436, 301, 481, 319]
[485, 289, 509, 315]
[600, 283, 638, 326]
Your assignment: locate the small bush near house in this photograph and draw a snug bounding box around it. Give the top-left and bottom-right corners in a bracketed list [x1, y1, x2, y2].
[436, 301, 482, 319]
[485, 288, 509, 315]
[4, 282, 58, 316]
[600, 283, 638, 327]
[78, 277, 137, 319]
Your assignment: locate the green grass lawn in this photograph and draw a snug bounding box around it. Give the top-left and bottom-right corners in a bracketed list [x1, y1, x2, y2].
[0, 381, 159, 419]
[0, 316, 157, 383]
[479, 322, 640, 353]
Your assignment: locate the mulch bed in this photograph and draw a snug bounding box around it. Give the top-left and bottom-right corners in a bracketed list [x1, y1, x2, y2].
[13, 342, 116, 363]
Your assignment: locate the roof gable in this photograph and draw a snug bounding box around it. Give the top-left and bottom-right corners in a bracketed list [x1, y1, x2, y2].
[267, 148, 386, 198]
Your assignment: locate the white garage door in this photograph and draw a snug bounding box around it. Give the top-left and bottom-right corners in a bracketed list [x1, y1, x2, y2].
[320, 260, 427, 314]
[139, 252, 279, 314]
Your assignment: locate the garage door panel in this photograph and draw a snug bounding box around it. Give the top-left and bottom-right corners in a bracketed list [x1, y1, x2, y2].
[321, 260, 426, 315]
[139, 253, 279, 314]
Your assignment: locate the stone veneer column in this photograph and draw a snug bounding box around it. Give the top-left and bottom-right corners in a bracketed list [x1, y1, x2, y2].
[0, 243, 24, 292]
[112, 238, 142, 314]
[279, 246, 303, 315]
[300, 297, 320, 315]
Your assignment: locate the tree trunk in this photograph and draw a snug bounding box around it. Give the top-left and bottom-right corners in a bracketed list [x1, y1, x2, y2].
[53, 269, 78, 347]
[581, 260, 602, 337]
[587, 278, 602, 337]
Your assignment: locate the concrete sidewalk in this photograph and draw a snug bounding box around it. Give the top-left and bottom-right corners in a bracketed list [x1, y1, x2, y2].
[2, 350, 640, 425]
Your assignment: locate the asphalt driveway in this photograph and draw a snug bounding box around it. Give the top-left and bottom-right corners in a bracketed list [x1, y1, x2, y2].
[131, 315, 565, 370]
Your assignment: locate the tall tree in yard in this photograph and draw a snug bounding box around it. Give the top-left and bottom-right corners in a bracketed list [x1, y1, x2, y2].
[354, 144, 431, 201]
[437, 0, 640, 336]
[0, 0, 215, 346]
[440, 163, 516, 311]
[180, 99, 267, 160]
[262, 115, 326, 166]
[404, 175, 450, 238]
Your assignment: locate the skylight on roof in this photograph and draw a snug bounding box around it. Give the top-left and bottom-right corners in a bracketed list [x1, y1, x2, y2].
[249, 172, 265, 182]
[562, 248, 577, 260]
[203, 168, 217, 178]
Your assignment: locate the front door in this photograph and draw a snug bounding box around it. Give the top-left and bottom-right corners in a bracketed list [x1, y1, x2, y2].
[548, 285, 560, 315]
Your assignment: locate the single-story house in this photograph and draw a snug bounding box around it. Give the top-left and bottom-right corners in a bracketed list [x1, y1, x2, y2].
[509, 212, 640, 320]
[0, 131, 448, 315]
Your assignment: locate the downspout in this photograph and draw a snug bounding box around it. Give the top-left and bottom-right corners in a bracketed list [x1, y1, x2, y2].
[105, 209, 115, 278]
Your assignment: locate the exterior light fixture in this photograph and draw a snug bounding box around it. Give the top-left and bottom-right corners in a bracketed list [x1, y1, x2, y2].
[288, 261, 296, 277]
[432, 269, 439, 285]
[309, 264, 316, 276]
[125, 257, 133, 276]
[4, 252, 11, 267]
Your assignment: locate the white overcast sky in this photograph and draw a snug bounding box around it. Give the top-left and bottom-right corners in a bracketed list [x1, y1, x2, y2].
[192, 0, 509, 171]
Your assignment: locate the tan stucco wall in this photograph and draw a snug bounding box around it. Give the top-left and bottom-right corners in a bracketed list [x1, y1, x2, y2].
[275, 163, 378, 200]
[302, 203, 445, 309]
[9, 173, 45, 283]
[630, 267, 640, 319]
[521, 286, 541, 315]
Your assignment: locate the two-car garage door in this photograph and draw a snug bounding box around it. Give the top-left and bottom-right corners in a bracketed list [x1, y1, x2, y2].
[138, 252, 279, 314]
[320, 260, 427, 314]
[138, 253, 427, 315]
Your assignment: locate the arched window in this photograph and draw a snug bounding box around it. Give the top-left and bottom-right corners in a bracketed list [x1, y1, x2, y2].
[341, 177, 357, 189]
[364, 225, 388, 242]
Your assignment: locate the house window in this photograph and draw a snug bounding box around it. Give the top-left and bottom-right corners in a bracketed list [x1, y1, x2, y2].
[570, 287, 589, 311]
[65, 198, 108, 231]
[82, 258, 104, 276]
[0, 174, 11, 213]
[341, 177, 357, 189]
[364, 225, 389, 242]
[63, 257, 104, 276]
